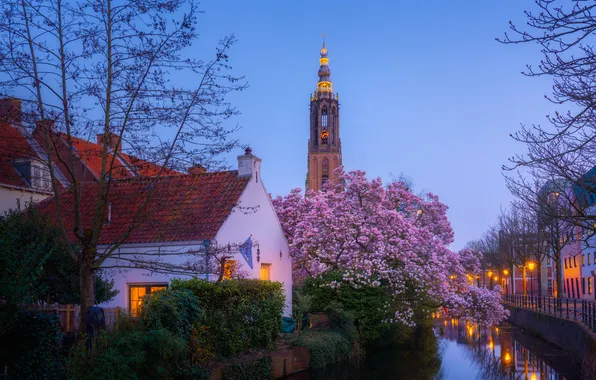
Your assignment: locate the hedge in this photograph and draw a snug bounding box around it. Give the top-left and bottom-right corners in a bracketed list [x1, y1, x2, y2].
[171, 278, 285, 359]
[141, 288, 202, 340]
[67, 326, 208, 380]
[0, 309, 64, 379]
[291, 330, 351, 369]
[222, 356, 272, 380]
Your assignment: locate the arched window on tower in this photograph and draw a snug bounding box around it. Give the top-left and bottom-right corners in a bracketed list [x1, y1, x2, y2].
[322, 158, 329, 188]
[321, 107, 329, 145]
[331, 107, 336, 145]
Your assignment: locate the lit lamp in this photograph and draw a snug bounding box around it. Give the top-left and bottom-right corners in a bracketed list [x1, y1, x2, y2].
[503, 269, 510, 295]
[504, 352, 511, 364]
[528, 261, 536, 298]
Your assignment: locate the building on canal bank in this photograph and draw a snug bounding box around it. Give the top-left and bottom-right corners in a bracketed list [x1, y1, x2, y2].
[0, 97, 181, 214]
[38, 148, 294, 316]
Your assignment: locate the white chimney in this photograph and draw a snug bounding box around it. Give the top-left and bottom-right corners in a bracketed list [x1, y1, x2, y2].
[237, 147, 262, 182]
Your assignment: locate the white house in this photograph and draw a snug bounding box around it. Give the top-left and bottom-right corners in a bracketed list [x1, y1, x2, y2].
[39, 148, 293, 316]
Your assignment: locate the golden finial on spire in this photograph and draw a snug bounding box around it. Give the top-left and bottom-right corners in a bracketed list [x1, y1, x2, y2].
[320, 34, 328, 57]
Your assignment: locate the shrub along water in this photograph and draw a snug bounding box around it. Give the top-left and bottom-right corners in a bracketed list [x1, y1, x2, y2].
[67, 278, 285, 378]
[171, 278, 285, 359]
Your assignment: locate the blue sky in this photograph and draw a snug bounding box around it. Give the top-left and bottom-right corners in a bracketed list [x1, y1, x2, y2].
[193, 0, 554, 249]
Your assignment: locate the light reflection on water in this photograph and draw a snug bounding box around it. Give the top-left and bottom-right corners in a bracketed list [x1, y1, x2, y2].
[290, 319, 583, 379]
[436, 319, 582, 380]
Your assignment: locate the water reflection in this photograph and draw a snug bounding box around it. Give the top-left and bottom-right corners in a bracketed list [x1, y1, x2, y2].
[436, 319, 582, 380]
[290, 319, 582, 379]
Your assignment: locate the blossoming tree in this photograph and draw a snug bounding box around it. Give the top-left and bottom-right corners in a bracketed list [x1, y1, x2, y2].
[273, 169, 508, 326]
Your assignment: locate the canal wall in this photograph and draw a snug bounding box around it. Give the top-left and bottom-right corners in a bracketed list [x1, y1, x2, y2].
[505, 305, 596, 380]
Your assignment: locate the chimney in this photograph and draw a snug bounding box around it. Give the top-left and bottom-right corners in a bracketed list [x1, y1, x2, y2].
[189, 163, 207, 175]
[0, 98, 22, 123]
[97, 133, 122, 152]
[237, 147, 262, 182]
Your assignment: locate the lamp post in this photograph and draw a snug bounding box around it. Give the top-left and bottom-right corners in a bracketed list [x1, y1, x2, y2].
[528, 262, 536, 298]
[503, 269, 510, 295]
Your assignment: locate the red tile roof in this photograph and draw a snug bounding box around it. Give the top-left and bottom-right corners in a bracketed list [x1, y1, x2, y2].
[0, 121, 40, 188]
[38, 171, 250, 244]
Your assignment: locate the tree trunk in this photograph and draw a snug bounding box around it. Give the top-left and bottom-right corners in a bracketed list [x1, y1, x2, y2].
[537, 262, 543, 296]
[79, 248, 95, 335]
[522, 266, 527, 296]
[555, 251, 564, 299]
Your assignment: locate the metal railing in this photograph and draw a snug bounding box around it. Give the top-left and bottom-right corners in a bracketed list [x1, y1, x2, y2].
[503, 294, 596, 333]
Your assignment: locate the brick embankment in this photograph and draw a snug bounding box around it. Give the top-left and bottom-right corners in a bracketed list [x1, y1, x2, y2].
[505, 305, 596, 380]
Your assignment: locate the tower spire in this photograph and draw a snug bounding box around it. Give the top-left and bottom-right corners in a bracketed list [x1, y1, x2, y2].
[316, 37, 332, 96]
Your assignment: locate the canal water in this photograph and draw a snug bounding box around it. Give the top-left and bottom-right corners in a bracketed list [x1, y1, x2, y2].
[291, 320, 583, 379]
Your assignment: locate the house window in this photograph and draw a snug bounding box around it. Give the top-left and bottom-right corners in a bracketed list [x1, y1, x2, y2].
[13, 159, 51, 191]
[129, 284, 167, 317]
[260, 263, 271, 280]
[223, 260, 237, 280]
[321, 107, 328, 127]
[565, 279, 568, 293]
[547, 257, 551, 266]
[564, 258, 567, 269]
[583, 254, 585, 266]
[589, 253, 592, 265]
[574, 257, 577, 267]
[582, 277, 586, 295]
[576, 278, 580, 297]
[589, 278, 593, 294]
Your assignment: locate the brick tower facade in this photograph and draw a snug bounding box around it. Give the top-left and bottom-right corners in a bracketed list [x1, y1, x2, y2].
[305, 42, 342, 192]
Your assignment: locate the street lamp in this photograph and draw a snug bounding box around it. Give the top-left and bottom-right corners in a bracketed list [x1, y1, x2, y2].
[503, 269, 510, 295]
[528, 262, 536, 298]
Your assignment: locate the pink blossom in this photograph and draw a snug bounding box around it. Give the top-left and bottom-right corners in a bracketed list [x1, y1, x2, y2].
[273, 168, 509, 326]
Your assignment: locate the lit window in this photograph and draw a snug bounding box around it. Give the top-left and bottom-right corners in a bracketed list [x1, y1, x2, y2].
[223, 260, 237, 280]
[129, 284, 167, 317]
[582, 254, 585, 266]
[564, 258, 567, 269]
[589, 278, 593, 294]
[260, 263, 271, 280]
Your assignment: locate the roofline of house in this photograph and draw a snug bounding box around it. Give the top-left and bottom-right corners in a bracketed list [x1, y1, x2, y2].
[98, 240, 212, 249]
[0, 181, 53, 195]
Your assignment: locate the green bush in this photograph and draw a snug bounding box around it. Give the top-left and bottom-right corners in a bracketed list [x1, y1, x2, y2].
[291, 330, 351, 369]
[141, 288, 201, 339]
[302, 271, 394, 345]
[171, 278, 285, 358]
[0, 309, 63, 379]
[222, 356, 272, 380]
[67, 327, 207, 380]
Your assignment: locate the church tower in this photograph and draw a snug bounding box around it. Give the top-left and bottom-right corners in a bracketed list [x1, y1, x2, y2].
[306, 42, 342, 192]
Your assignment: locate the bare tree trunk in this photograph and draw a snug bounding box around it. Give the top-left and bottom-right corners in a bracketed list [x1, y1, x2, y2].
[537, 261, 543, 296]
[555, 252, 564, 298]
[522, 266, 527, 296]
[79, 245, 96, 334]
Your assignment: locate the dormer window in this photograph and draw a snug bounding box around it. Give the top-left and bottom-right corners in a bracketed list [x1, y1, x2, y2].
[13, 159, 51, 191]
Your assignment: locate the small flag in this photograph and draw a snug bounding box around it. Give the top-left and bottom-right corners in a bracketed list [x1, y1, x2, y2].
[239, 236, 253, 269]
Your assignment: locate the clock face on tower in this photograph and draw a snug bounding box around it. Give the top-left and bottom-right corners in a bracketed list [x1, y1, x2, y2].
[320, 130, 329, 139]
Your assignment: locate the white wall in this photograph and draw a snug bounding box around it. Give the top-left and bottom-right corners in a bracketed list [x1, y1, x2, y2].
[97, 165, 293, 316]
[0, 186, 50, 215]
[215, 168, 293, 316]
